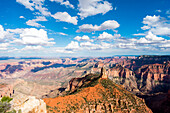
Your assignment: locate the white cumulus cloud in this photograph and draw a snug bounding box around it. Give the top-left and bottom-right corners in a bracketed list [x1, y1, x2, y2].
[77, 20, 119, 32]
[52, 12, 78, 25]
[150, 27, 170, 36]
[0, 25, 7, 41]
[145, 31, 165, 41]
[19, 16, 25, 19]
[133, 33, 146, 36]
[80, 41, 94, 47]
[74, 35, 93, 41]
[140, 15, 170, 36]
[78, 0, 113, 19]
[136, 38, 151, 44]
[13, 28, 55, 46]
[65, 41, 79, 50]
[16, 0, 35, 11]
[142, 15, 160, 26]
[141, 25, 150, 30]
[50, 0, 74, 9]
[26, 16, 47, 27]
[6, 28, 24, 34]
[98, 32, 120, 40]
[22, 45, 43, 50]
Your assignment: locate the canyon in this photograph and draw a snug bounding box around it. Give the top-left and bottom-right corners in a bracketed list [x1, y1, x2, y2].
[0, 55, 169, 112]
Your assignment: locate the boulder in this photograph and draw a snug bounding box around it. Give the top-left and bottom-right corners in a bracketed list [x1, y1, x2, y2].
[11, 94, 46, 113]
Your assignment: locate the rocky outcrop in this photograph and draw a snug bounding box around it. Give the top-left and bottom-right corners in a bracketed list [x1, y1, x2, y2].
[0, 84, 14, 97]
[123, 55, 170, 71]
[107, 61, 170, 94]
[66, 67, 108, 93]
[108, 64, 134, 78]
[101, 67, 108, 79]
[44, 74, 152, 113]
[135, 63, 170, 82]
[108, 65, 139, 93]
[11, 94, 47, 113]
[134, 63, 170, 93]
[66, 73, 100, 92]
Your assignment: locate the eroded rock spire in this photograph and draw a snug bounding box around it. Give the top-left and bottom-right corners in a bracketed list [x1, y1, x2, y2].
[101, 67, 108, 79]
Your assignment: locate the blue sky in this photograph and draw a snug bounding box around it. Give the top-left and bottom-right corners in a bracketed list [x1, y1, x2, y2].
[0, 0, 170, 57]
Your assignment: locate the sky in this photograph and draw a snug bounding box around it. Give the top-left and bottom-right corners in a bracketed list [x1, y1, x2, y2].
[0, 0, 170, 57]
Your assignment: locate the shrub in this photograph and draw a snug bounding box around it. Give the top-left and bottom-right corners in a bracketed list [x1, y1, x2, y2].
[101, 79, 114, 89]
[1, 96, 13, 103]
[0, 96, 16, 113]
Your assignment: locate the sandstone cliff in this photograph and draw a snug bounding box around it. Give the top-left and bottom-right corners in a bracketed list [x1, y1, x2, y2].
[135, 62, 170, 93]
[135, 63, 169, 82]
[108, 65, 139, 93]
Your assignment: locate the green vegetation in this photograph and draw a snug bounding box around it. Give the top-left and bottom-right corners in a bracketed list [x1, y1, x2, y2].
[83, 74, 100, 87]
[100, 78, 138, 106]
[83, 77, 99, 88]
[46, 105, 55, 113]
[18, 109, 22, 113]
[101, 78, 114, 89]
[0, 96, 16, 113]
[1, 96, 13, 103]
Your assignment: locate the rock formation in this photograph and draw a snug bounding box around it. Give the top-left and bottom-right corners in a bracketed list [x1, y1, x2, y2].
[0, 83, 14, 97]
[44, 74, 152, 113]
[66, 67, 107, 93]
[135, 63, 169, 82]
[0, 56, 169, 113]
[11, 94, 47, 113]
[66, 73, 100, 93]
[101, 67, 108, 79]
[107, 60, 170, 94]
[134, 62, 170, 93]
[107, 65, 139, 93]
